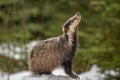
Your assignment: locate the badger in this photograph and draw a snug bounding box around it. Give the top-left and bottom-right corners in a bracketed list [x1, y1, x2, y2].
[28, 12, 81, 79]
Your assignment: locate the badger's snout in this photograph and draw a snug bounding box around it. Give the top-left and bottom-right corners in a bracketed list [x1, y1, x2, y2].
[74, 12, 81, 23]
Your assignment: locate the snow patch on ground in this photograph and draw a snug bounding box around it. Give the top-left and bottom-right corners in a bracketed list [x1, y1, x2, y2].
[9, 71, 31, 80]
[79, 64, 105, 80]
[0, 65, 106, 80]
[52, 67, 67, 76]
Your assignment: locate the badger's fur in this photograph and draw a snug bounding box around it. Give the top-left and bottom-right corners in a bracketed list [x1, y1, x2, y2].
[28, 12, 81, 79]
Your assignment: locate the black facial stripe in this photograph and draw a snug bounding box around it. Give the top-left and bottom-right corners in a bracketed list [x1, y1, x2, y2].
[64, 19, 74, 29]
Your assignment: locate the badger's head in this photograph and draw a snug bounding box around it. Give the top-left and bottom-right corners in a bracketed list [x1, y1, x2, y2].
[62, 12, 81, 36]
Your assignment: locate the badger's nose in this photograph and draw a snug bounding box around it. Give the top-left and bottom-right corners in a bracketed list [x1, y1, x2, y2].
[76, 12, 80, 16]
[75, 12, 81, 22]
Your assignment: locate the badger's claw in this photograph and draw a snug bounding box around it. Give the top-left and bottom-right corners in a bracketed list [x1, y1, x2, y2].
[70, 75, 80, 80]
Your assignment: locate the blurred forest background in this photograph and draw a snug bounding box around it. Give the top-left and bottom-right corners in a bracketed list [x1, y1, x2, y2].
[0, 0, 120, 80]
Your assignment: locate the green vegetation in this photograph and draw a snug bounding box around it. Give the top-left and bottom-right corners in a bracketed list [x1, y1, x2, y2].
[0, 0, 120, 80]
[0, 54, 27, 73]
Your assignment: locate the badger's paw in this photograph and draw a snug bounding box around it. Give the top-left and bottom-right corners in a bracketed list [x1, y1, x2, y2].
[71, 75, 80, 80]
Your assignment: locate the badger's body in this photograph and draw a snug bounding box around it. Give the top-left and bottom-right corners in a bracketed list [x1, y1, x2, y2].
[28, 12, 81, 79]
[29, 34, 77, 74]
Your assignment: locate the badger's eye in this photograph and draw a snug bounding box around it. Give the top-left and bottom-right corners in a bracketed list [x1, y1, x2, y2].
[64, 20, 73, 29]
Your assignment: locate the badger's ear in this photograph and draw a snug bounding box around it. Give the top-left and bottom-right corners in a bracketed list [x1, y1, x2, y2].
[62, 25, 64, 32]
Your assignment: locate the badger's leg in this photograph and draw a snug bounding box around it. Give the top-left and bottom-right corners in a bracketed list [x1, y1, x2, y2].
[62, 60, 80, 79]
[31, 71, 52, 76]
[39, 71, 52, 75]
[44, 71, 52, 75]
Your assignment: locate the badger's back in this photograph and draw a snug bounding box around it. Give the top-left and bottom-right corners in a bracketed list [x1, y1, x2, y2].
[28, 37, 62, 75]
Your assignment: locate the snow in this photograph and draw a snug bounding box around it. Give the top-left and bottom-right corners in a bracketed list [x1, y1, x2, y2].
[0, 41, 37, 59]
[14, 54, 21, 59]
[9, 71, 31, 80]
[52, 67, 67, 76]
[105, 70, 119, 76]
[21, 74, 72, 80]
[0, 65, 106, 80]
[0, 69, 9, 80]
[79, 64, 105, 80]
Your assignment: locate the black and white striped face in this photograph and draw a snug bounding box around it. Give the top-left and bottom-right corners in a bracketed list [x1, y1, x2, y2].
[62, 12, 81, 36]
